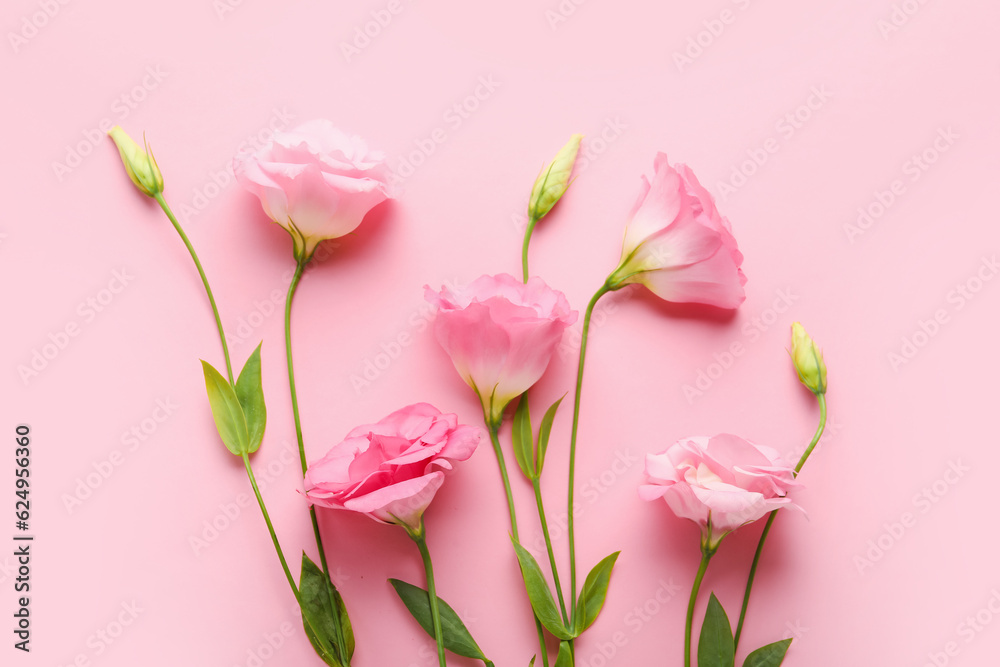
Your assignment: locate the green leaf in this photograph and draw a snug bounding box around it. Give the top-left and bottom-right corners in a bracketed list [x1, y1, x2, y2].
[201, 360, 249, 455]
[512, 394, 535, 480]
[574, 551, 620, 634]
[535, 395, 564, 476]
[300, 553, 353, 666]
[698, 593, 734, 667]
[511, 537, 574, 640]
[234, 342, 267, 453]
[389, 578, 490, 662]
[742, 639, 792, 667]
[553, 641, 573, 667]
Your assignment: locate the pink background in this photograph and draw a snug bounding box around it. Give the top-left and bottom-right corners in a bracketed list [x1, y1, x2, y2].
[3, 1, 999, 665]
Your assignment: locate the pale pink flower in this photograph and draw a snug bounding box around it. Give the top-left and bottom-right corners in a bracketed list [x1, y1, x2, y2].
[608, 153, 746, 309]
[640, 434, 800, 549]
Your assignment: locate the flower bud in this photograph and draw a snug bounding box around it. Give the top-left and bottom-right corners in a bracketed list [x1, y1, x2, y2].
[790, 322, 827, 395]
[108, 126, 163, 197]
[527, 134, 582, 222]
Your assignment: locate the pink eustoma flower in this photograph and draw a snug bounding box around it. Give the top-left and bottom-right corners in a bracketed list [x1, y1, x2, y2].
[640, 434, 800, 550]
[234, 119, 392, 261]
[304, 403, 481, 531]
[425, 274, 577, 425]
[608, 153, 747, 309]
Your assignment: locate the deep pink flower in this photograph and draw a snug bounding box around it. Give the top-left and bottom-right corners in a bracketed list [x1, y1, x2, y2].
[304, 403, 480, 531]
[608, 153, 746, 309]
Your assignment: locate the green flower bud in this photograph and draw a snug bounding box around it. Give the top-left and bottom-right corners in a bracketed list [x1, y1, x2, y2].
[108, 126, 163, 197]
[528, 133, 582, 222]
[790, 322, 827, 395]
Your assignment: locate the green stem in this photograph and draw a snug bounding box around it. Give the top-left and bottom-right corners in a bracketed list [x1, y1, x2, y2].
[285, 258, 308, 475]
[732, 393, 827, 651]
[521, 214, 539, 282]
[242, 453, 299, 601]
[153, 192, 234, 384]
[684, 550, 714, 667]
[533, 477, 569, 624]
[534, 622, 550, 667]
[413, 530, 447, 667]
[487, 421, 520, 539]
[567, 283, 612, 611]
[244, 458, 343, 666]
[284, 257, 348, 663]
[487, 419, 550, 666]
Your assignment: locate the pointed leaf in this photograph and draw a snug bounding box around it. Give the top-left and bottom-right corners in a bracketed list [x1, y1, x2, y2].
[300, 553, 353, 666]
[511, 537, 574, 640]
[235, 342, 267, 452]
[201, 360, 249, 455]
[512, 394, 535, 480]
[742, 639, 792, 667]
[698, 593, 734, 667]
[535, 395, 564, 475]
[574, 551, 620, 634]
[553, 641, 573, 667]
[389, 578, 490, 662]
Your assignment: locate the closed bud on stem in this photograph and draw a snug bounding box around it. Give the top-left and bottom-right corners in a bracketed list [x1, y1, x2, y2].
[108, 126, 164, 197]
[527, 133, 582, 222]
[790, 322, 827, 395]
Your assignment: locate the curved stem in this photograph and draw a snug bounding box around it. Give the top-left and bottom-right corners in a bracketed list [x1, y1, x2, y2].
[487, 421, 520, 539]
[242, 453, 298, 601]
[521, 214, 539, 282]
[685, 551, 714, 667]
[533, 477, 569, 624]
[487, 420, 552, 666]
[567, 283, 612, 610]
[154, 192, 234, 384]
[732, 393, 827, 651]
[284, 257, 348, 663]
[413, 531, 447, 667]
[285, 258, 309, 475]
[794, 394, 827, 476]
